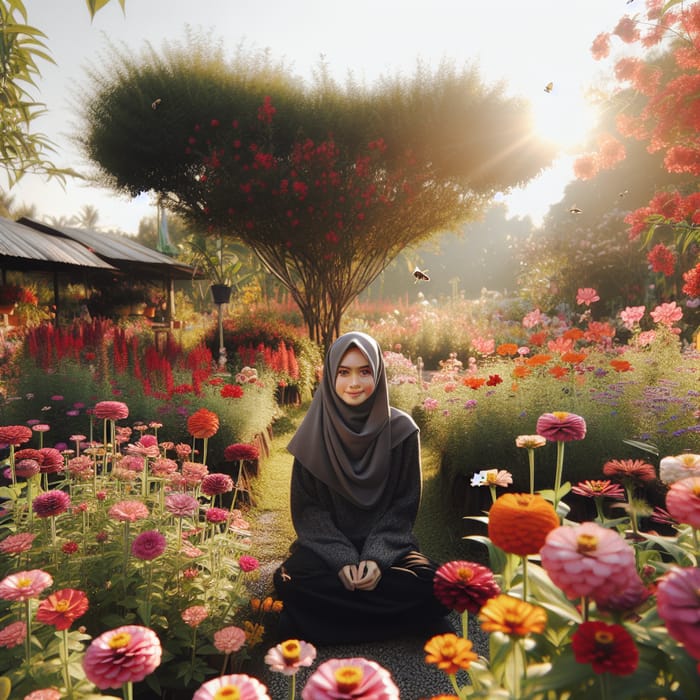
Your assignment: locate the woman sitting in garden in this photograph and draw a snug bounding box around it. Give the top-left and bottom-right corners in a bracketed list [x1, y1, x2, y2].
[273, 331, 451, 644]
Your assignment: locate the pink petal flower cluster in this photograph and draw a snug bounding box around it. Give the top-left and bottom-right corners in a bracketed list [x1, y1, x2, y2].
[151, 457, 178, 477]
[540, 522, 640, 605]
[665, 477, 700, 528]
[301, 658, 399, 699]
[201, 472, 234, 496]
[576, 287, 600, 306]
[181, 605, 208, 628]
[0, 532, 37, 554]
[165, 493, 199, 518]
[650, 301, 683, 326]
[15, 459, 40, 478]
[93, 401, 129, 421]
[239, 555, 260, 573]
[0, 620, 27, 648]
[619, 305, 645, 330]
[433, 560, 501, 614]
[0, 424, 33, 446]
[82, 625, 162, 689]
[213, 626, 247, 654]
[23, 689, 62, 700]
[265, 639, 317, 675]
[131, 530, 167, 560]
[656, 567, 700, 660]
[108, 500, 149, 522]
[38, 448, 64, 474]
[32, 490, 71, 518]
[193, 674, 271, 700]
[536, 412, 587, 442]
[0, 569, 53, 601]
[205, 507, 230, 523]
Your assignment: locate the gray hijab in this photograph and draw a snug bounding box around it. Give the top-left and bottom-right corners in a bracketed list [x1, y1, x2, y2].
[288, 331, 418, 509]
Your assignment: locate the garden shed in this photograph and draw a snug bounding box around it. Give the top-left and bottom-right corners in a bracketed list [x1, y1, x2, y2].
[0, 216, 196, 323]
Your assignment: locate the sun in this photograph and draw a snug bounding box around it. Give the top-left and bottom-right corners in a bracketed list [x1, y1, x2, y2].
[531, 84, 601, 151]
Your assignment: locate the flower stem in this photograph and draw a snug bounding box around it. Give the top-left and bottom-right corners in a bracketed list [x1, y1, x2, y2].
[553, 440, 565, 514]
[461, 610, 468, 639]
[600, 671, 611, 700]
[288, 674, 296, 700]
[527, 449, 535, 494]
[23, 598, 32, 667]
[122, 681, 133, 700]
[61, 628, 72, 693]
[521, 556, 529, 601]
[448, 673, 461, 696]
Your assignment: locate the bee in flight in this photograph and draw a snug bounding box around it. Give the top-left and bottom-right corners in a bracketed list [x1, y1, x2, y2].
[413, 267, 430, 283]
[544, 82, 554, 93]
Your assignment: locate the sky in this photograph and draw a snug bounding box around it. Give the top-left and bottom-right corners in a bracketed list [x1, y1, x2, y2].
[11, 0, 636, 233]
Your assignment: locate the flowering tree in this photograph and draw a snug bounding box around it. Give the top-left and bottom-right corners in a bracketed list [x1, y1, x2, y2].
[574, 0, 700, 305]
[79, 41, 554, 347]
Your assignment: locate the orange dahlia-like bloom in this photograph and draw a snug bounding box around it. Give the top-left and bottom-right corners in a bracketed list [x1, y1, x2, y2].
[479, 594, 547, 637]
[496, 343, 518, 356]
[488, 493, 559, 556]
[610, 359, 633, 372]
[524, 353, 552, 367]
[424, 633, 478, 675]
[187, 408, 219, 439]
[560, 350, 587, 364]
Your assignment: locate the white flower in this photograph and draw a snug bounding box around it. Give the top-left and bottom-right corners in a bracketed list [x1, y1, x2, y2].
[659, 454, 700, 485]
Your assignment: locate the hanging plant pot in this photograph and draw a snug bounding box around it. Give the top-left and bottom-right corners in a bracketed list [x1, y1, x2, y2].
[210, 284, 232, 305]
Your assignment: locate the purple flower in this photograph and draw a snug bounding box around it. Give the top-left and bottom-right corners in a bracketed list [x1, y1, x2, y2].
[131, 530, 167, 560]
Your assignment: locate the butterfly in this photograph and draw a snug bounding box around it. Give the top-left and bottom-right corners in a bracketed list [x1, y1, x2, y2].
[413, 267, 430, 282]
[569, 206, 582, 214]
[151, 98, 162, 110]
[544, 82, 554, 93]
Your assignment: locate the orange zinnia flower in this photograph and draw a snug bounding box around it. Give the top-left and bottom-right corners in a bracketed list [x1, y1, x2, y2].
[496, 343, 518, 356]
[513, 364, 531, 379]
[424, 633, 478, 675]
[562, 328, 585, 342]
[488, 493, 559, 556]
[524, 353, 552, 367]
[462, 376, 486, 390]
[548, 365, 569, 379]
[610, 359, 632, 372]
[187, 408, 220, 439]
[479, 594, 547, 637]
[560, 351, 586, 364]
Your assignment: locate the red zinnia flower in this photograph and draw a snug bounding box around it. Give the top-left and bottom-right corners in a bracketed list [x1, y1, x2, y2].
[187, 408, 220, 439]
[571, 621, 639, 675]
[93, 401, 129, 421]
[433, 560, 500, 613]
[32, 490, 71, 518]
[38, 447, 64, 474]
[131, 530, 167, 560]
[221, 384, 244, 399]
[603, 459, 656, 483]
[36, 588, 89, 630]
[0, 425, 33, 446]
[201, 473, 234, 496]
[224, 443, 260, 461]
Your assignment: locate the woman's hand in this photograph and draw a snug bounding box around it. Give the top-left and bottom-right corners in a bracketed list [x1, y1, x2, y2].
[338, 561, 382, 591]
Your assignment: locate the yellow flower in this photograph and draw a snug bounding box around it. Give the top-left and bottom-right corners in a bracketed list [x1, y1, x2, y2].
[424, 633, 478, 675]
[479, 594, 547, 637]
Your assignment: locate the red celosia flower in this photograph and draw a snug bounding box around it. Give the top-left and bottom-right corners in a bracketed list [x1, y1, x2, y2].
[682, 262, 700, 297]
[224, 443, 260, 461]
[32, 490, 71, 518]
[433, 560, 500, 613]
[82, 625, 162, 689]
[602, 459, 656, 483]
[571, 621, 639, 675]
[93, 401, 129, 421]
[187, 408, 220, 439]
[0, 425, 33, 446]
[536, 411, 587, 442]
[36, 588, 89, 630]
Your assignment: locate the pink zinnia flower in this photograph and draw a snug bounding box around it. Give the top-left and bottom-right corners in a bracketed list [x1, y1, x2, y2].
[656, 567, 700, 660]
[0, 425, 33, 446]
[571, 480, 625, 500]
[205, 507, 230, 523]
[181, 605, 208, 628]
[576, 287, 600, 306]
[15, 458, 40, 478]
[108, 500, 149, 523]
[119, 455, 145, 472]
[0, 569, 53, 601]
[165, 493, 199, 518]
[32, 423, 50, 433]
[23, 689, 62, 700]
[32, 490, 71, 518]
[239, 555, 259, 572]
[36, 588, 89, 630]
[540, 522, 639, 605]
[433, 560, 500, 614]
[619, 305, 645, 330]
[536, 411, 587, 442]
[660, 454, 700, 485]
[665, 477, 700, 529]
[131, 530, 167, 560]
[201, 473, 234, 496]
[93, 401, 129, 421]
[38, 448, 64, 474]
[650, 301, 683, 327]
[82, 625, 162, 689]
[603, 458, 656, 483]
[213, 626, 247, 654]
[0, 532, 37, 554]
[193, 674, 271, 700]
[265, 639, 317, 675]
[182, 461, 209, 485]
[151, 457, 179, 477]
[301, 657, 399, 699]
[126, 441, 160, 459]
[0, 620, 26, 648]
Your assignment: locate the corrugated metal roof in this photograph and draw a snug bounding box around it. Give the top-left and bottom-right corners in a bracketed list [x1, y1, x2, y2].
[0, 217, 117, 269]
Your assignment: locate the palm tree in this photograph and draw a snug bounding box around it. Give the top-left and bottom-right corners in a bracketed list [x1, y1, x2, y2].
[74, 204, 99, 229]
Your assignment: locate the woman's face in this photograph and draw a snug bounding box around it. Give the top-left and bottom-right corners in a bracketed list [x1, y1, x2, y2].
[334, 346, 375, 406]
